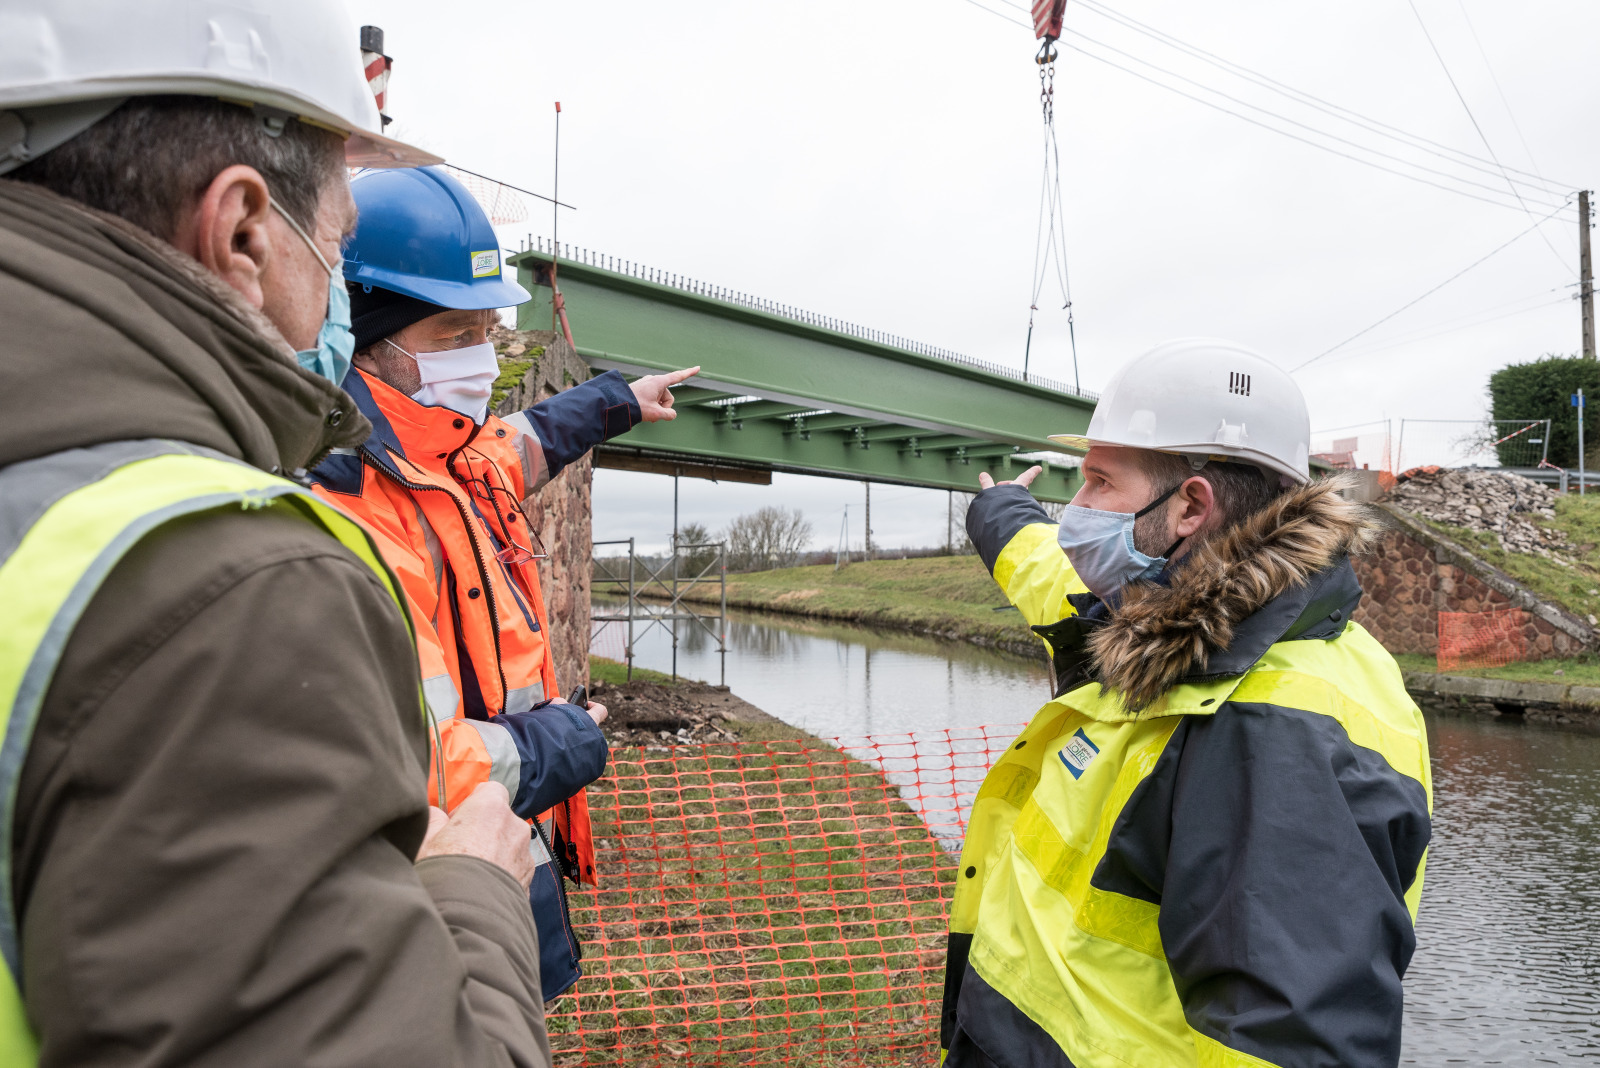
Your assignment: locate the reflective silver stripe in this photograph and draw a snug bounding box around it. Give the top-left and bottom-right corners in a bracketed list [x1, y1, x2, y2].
[461, 717, 522, 799]
[498, 411, 550, 494]
[0, 438, 228, 563]
[505, 680, 545, 715]
[406, 496, 445, 592]
[422, 674, 459, 723]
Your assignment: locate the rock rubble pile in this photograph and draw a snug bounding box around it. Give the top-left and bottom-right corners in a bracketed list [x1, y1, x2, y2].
[1387, 467, 1570, 558]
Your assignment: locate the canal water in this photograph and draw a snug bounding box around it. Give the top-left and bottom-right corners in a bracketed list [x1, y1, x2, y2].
[618, 607, 1600, 1065]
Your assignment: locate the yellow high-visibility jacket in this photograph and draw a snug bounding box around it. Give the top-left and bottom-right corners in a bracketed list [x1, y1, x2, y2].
[943, 479, 1432, 1068]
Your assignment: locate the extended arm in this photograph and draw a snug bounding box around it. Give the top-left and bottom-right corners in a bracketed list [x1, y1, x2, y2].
[965, 482, 1088, 627]
[499, 366, 698, 493]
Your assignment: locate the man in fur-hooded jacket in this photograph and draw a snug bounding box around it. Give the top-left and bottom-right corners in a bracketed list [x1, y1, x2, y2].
[941, 340, 1432, 1068]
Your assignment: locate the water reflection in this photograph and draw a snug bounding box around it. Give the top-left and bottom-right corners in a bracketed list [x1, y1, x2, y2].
[625, 607, 1052, 738]
[1404, 714, 1600, 1065]
[619, 608, 1600, 1065]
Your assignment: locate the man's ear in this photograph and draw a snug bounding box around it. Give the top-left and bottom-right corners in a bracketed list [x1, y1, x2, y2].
[170, 164, 274, 310]
[1174, 475, 1216, 539]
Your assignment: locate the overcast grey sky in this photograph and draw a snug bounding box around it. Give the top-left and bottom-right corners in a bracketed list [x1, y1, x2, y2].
[350, 0, 1599, 552]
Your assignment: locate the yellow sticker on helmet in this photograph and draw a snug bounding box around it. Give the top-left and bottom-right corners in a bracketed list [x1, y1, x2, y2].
[471, 250, 500, 278]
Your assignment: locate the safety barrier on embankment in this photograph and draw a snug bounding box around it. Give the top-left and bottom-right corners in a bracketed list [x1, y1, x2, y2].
[546, 727, 1017, 1066]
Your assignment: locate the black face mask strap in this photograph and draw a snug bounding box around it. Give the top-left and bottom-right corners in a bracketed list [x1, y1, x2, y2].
[1134, 482, 1187, 561]
[1133, 482, 1181, 520]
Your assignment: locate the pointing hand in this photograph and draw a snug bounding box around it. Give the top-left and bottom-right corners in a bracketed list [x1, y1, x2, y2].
[978, 465, 1043, 492]
[631, 366, 701, 423]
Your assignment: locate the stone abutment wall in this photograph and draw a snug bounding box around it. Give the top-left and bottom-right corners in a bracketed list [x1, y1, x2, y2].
[1350, 507, 1592, 658]
[494, 333, 593, 693]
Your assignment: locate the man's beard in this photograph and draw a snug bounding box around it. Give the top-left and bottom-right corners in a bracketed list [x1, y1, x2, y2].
[1131, 496, 1177, 558]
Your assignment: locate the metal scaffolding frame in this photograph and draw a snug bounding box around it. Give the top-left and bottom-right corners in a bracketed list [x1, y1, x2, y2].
[591, 537, 728, 685]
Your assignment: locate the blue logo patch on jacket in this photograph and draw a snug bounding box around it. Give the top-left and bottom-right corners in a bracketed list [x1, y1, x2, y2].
[1059, 728, 1100, 779]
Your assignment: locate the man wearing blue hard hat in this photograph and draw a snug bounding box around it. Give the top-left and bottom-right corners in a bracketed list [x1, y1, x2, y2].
[308, 164, 696, 1003]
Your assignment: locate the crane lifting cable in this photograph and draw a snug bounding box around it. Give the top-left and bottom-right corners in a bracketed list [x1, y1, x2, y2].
[1024, 0, 1081, 392]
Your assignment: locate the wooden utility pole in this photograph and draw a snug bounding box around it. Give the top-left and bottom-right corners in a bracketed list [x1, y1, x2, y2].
[1582, 189, 1595, 359]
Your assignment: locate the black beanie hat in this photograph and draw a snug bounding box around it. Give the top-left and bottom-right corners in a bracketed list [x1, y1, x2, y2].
[348, 283, 450, 354]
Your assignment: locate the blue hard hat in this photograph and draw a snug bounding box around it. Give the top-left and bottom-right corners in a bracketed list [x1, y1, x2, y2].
[344, 166, 531, 310]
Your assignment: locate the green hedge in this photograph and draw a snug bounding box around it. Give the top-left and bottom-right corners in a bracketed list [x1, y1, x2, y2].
[1487, 355, 1600, 467]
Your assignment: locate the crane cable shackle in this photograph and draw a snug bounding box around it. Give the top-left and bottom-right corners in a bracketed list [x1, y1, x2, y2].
[1023, 1, 1080, 393]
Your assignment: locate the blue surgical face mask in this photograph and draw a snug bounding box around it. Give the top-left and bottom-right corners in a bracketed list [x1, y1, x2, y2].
[271, 198, 355, 386]
[1057, 483, 1184, 601]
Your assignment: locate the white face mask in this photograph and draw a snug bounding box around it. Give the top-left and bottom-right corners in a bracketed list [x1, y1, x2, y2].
[386, 338, 499, 424]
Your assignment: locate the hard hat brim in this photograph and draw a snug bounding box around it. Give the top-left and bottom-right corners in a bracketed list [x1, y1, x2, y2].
[348, 265, 533, 310]
[0, 76, 442, 168]
[1048, 434, 1310, 484]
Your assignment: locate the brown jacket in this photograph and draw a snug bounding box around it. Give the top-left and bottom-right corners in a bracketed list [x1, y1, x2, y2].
[0, 178, 550, 1067]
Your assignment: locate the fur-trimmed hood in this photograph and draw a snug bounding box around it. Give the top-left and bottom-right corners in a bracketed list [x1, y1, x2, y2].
[1088, 474, 1381, 711]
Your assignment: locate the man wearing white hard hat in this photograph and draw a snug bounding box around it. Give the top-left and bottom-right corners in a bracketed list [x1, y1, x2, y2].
[941, 341, 1432, 1068]
[0, 2, 553, 1065]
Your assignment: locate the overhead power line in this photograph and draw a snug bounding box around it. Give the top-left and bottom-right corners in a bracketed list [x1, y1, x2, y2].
[1053, 38, 1563, 215]
[1453, 0, 1566, 212]
[1301, 296, 1567, 368]
[1327, 288, 1569, 363]
[1404, 0, 1570, 270]
[1067, 0, 1574, 196]
[1060, 24, 1568, 211]
[1292, 197, 1573, 372]
[958, 0, 1577, 215]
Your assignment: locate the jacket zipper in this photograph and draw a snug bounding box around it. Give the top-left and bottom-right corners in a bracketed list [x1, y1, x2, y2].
[531, 815, 581, 963]
[359, 449, 512, 714]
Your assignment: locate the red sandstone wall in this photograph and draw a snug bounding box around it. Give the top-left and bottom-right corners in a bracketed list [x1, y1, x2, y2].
[1351, 529, 1583, 658]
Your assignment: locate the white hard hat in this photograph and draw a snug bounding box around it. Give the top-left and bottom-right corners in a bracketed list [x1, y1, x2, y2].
[1050, 338, 1311, 484]
[0, 0, 440, 175]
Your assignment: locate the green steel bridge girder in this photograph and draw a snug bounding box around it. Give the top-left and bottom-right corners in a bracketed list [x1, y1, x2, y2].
[511, 252, 1094, 449]
[601, 399, 1082, 502]
[509, 250, 1093, 502]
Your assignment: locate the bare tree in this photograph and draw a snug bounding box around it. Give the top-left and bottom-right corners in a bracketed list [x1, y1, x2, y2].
[949, 491, 1065, 554]
[673, 521, 717, 577]
[949, 492, 977, 555]
[723, 507, 813, 572]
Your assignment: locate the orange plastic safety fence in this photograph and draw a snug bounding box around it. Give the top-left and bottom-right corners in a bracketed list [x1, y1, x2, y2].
[547, 726, 1020, 1067]
[1437, 609, 1529, 671]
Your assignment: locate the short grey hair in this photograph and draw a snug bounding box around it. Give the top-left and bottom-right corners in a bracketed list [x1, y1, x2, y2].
[9, 96, 344, 239]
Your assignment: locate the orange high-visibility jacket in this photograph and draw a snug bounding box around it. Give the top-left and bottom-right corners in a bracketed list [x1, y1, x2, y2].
[310, 368, 639, 880]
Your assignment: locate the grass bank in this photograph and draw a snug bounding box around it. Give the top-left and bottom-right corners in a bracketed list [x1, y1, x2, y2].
[638, 555, 1041, 657]
[1415, 492, 1600, 623]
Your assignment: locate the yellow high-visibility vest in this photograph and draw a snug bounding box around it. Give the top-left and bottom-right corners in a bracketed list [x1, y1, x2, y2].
[0, 440, 418, 1066]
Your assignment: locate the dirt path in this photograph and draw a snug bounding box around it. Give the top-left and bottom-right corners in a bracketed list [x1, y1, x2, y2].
[591, 675, 825, 749]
